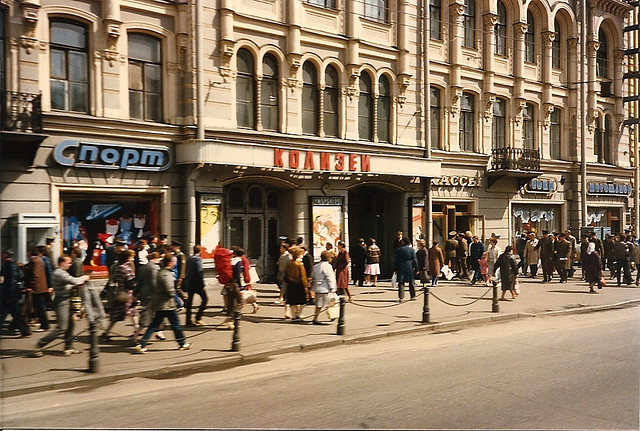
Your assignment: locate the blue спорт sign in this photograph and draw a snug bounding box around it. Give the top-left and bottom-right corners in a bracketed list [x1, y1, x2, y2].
[53, 140, 174, 171]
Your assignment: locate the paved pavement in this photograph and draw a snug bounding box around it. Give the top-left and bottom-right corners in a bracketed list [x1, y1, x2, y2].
[2, 273, 639, 398]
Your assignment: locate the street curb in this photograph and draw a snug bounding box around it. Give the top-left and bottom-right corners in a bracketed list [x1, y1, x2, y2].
[2, 300, 639, 398]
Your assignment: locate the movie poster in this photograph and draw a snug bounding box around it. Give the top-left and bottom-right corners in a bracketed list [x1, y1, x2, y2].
[412, 199, 425, 248]
[311, 197, 343, 261]
[200, 194, 222, 261]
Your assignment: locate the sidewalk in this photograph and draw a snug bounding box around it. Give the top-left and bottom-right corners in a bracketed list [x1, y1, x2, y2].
[2, 274, 639, 397]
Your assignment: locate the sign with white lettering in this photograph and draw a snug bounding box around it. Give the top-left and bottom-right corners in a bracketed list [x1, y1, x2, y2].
[587, 182, 632, 196]
[431, 175, 479, 187]
[53, 140, 174, 171]
[525, 178, 557, 194]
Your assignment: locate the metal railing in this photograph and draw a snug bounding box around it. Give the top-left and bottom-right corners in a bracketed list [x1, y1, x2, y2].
[1, 90, 43, 133]
[490, 147, 540, 172]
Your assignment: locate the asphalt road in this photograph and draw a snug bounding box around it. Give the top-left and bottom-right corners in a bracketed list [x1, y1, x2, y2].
[2, 307, 638, 430]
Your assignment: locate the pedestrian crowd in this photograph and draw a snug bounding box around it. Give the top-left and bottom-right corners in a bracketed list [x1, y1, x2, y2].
[1, 228, 637, 357]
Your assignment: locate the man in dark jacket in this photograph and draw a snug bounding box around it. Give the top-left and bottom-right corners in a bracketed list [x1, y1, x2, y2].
[184, 245, 207, 326]
[610, 234, 631, 286]
[0, 249, 31, 337]
[24, 246, 50, 331]
[536, 230, 555, 282]
[468, 236, 486, 284]
[350, 238, 367, 287]
[456, 233, 469, 280]
[394, 237, 418, 302]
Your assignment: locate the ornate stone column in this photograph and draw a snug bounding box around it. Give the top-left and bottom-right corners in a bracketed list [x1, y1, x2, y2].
[587, 38, 600, 132]
[513, 22, 528, 103]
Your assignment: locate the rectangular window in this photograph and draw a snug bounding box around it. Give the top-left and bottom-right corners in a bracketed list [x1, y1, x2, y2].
[304, 0, 335, 8]
[323, 89, 339, 138]
[459, 93, 475, 152]
[550, 109, 561, 160]
[128, 34, 163, 122]
[523, 105, 534, 150]
[302, 84, 318, 135]
[50, 21, 89, 114]
[261, 78, 278, 131]
[363, 0, 387, 23]
[430, 87, 441, 149]
[492, 99, 506, 149]
[429, 0, 441, 40]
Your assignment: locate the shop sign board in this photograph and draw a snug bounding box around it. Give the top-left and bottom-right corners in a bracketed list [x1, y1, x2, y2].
[525, 178, 557, 194]
[431, 175, 479, 187]
[274, 149, 370, 172]
[53, 140, 174, 171]
[587, 182, 632, 196]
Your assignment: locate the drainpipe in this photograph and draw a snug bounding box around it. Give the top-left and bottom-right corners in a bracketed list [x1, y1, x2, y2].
[580, 0, 588, 230]
[196, 0, 204, 140]
[187, 163, 204, 251]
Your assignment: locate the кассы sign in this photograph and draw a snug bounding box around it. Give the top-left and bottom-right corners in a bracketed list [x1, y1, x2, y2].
[53, 140, 174, 171]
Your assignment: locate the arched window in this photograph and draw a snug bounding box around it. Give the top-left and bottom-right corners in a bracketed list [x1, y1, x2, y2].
[377, 75, 391, 143]
[495, 1, 507, 56]
[248, 186, 263, 209]
[597, 28, 609, 79]
[463, 0, 476, 48]
[128, 33, 162, 122]
[323, 65, 339, 138]
[430, 86, 441, 149]
[604, 114, 613, 164]
[358, 72, 374, 141]
[549, 108, 561, 160]
[50, 20, 89, 113]
[430, 0, 441, 40]
[302, 62, 319, 135]
[523, 103, 535, 150]
[492, 99, 506, 149]
[525, 11, 535, 63]
[364, 0, 388, 23]
[459, 92, 475, 152]
[236, 49, 255, 129]
[261, 54, 279, 131]
[552, 20, 561, 69]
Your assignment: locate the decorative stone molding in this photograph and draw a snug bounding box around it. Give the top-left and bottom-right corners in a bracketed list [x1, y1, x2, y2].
[176, 33, 188, 73]
[542, 103, 555, 129]
[615, 114, 625, 135]
[449, 86, 463, 117]
[587, 40, 600, 56]
[586, 109, 598, 132]
[449, 3, 465, 21]
[542, 31, 556, 46]
[514, 22, 528, 37]
[287, 53, 302, 89]
[397, 73, 411, 107]
[219, 40, 235, 82]
[346, 65, 360, 100]
[483, 13, 498, 30]
[21, 1, 40, 54]
[568, 38, 579, 50]
[483, 92, 496, 122]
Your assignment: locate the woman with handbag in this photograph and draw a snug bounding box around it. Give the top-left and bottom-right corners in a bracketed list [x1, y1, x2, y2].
[101, 250, 139, 340]
[335, 241, 352, 302]
[582, 242, 604, 293]
[285, 247, 309, 322]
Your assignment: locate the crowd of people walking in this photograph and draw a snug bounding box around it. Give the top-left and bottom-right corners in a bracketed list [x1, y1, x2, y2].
[1, 228, 637, 357]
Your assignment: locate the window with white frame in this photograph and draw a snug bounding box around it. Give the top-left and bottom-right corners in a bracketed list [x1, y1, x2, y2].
[128, 33, 163, 122]
[364, 0, 387, 23]
[50, 20, 89, 113]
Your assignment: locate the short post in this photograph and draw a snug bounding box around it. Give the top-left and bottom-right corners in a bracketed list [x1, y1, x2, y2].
[492, 282, 499, 313]
[336, 296, 346, 335]
[422, 286, 430, 323]
[231, 310, 241, 351]
[88, 321, 99, 373]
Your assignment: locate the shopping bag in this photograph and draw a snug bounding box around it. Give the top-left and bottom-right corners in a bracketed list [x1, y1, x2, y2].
[441, 265, 454, 280]
[327, 292, 340, 320]
[514, 280, 520, 295]
[391, 273, 398, 289]
[240, 288, 257, 304]
[249, 267, 259, 284]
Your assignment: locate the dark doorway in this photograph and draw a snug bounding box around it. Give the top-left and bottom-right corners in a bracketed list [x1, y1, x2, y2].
[349, 186, 391, 276]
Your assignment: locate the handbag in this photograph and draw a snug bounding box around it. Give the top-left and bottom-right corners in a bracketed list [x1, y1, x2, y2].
[391, 273, 398, 289]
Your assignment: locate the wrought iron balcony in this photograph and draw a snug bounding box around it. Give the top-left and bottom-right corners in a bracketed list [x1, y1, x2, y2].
[489, 147, 540, 172]
[1, 90, 43, 133]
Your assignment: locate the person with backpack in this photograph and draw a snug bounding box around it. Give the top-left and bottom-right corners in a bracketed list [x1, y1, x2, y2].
[0, 249, 31, 338]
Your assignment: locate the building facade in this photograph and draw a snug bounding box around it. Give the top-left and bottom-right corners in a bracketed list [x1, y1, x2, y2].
[0, 0, 634, 280]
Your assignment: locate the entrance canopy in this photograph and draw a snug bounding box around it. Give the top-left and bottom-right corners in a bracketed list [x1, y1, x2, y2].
[177, 139, 441, 178]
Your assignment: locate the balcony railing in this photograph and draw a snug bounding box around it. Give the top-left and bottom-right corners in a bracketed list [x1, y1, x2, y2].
[490, 147, 540, 172]
[1, 91, 43, 134]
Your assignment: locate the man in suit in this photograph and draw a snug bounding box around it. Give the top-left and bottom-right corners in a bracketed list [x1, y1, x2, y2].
[184, 245, 207, 326]
[394, 237, 418, 302]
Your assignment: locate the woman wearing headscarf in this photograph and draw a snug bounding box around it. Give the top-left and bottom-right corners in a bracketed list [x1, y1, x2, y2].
[582, 242, 603, 293]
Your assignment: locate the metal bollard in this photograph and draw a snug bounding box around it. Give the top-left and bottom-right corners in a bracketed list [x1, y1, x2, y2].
[422, 286, 430, 323]
[336, 296, 346, 335]
[88, 321, 100, 373]
[231, 310, 241, 351]
[492, 282, 499, 313]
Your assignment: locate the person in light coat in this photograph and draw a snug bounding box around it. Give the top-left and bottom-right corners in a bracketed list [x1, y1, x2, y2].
[487, 238, 502, 281]
[523, 233, 540, 278]
[310, 251, 337, 325]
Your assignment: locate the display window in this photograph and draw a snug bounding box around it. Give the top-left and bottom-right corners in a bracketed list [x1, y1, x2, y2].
[587, 207, 621, 234]
[310, 197, 343, 261]
[61, 193, 160, 275]
[512, 204, 561, 237]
